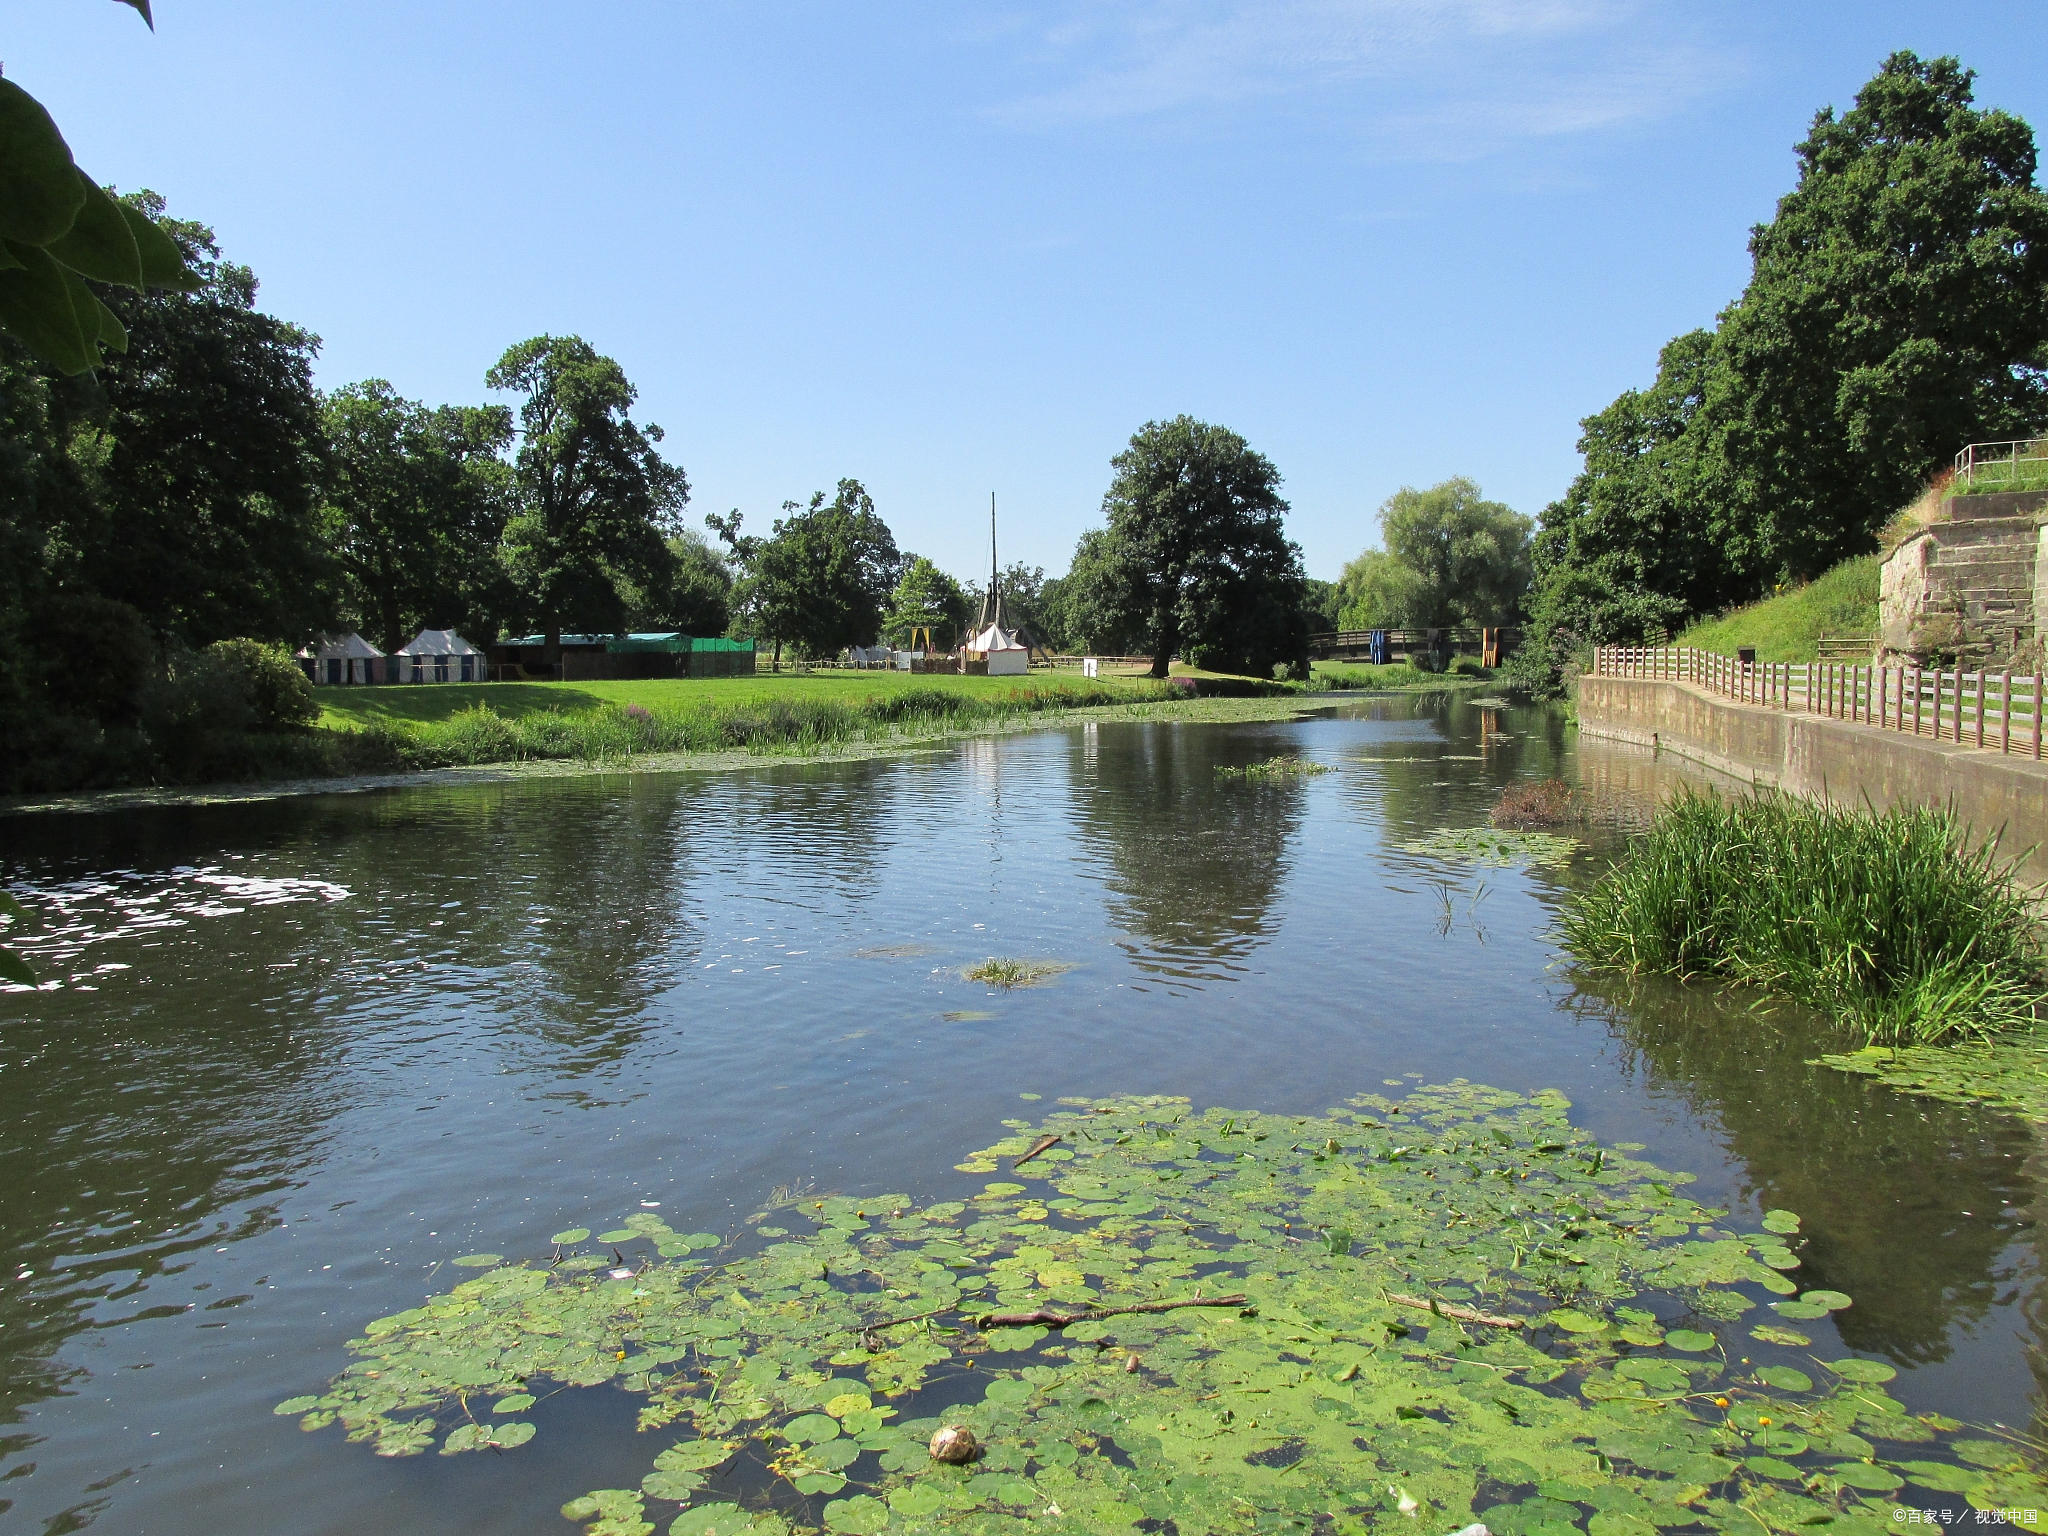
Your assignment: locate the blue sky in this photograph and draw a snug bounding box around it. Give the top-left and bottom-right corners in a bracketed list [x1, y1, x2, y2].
[12, 2, 2048, 581]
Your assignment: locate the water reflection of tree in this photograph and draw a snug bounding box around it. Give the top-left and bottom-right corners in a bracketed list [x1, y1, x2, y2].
[1565, 971, 2036, 1369]
[1071, 721, 1304, 989]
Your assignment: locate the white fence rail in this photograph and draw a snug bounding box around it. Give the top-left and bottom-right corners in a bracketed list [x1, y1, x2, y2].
[1591, 646, 2046, 761]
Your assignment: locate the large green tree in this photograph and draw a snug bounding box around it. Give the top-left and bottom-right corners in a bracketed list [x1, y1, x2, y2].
[1336, 477, 1531, 631]
[632, 528, 732, 637]
[75, 195, 329, 644]
[322, 380, 512, 653]
[488, 335, 686, 659]
[736, 479, 899, 665]
[1524, 52, 2048, 690]
[1082, 416, 1307, 678]
[1712, 52, 2048, 579]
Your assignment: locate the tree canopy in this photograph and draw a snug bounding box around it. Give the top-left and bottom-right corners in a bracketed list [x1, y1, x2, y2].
[1336, 478, 1531, 632]
[322, 380, 513, 654]
[1521, 52, 2048, 688]
[735, 479, 901, 663]
[1070, 417, 1308, 678]
[886, 555, 969, 649]
[488, 335, 687, 654]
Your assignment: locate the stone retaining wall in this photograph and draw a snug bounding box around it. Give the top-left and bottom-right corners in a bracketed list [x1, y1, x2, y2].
[1578, 674, 2048, 875]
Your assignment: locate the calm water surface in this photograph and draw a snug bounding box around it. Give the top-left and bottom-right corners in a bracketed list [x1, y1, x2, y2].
[0, 696, 2038, 1534]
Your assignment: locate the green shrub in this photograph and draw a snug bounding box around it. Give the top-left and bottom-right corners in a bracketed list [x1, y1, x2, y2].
[206, 639, 318, 730]
[1560, 788, 2044, 1046]
[430, 704, 525, 766]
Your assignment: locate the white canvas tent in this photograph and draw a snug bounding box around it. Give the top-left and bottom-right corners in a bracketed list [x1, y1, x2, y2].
[298, 632, 384, 686]
[398, 628, 485, 683]
[960, 493, 1034, 676]
[966, 623, 1029, 676]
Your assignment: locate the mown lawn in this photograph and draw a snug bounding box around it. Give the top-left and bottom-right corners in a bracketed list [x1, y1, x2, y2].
[313, 670, 1159, 731]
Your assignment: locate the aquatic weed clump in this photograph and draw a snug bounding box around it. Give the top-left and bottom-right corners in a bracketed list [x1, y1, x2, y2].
[1561, 789, 2044, 1046]
[960, 958, 1072, 988]
[1491, 779, 1581, 829]
[1213, 757, 1331, 783]
[285, 1084, 2041, 1535]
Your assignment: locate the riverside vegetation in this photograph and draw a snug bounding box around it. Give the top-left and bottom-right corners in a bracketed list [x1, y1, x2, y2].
[1560, 790, 2044, 1048]
[280, 1085, 2039, 1536]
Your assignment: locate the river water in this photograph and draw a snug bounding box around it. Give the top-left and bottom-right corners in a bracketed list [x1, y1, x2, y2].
[0, 695, 2038, 1534]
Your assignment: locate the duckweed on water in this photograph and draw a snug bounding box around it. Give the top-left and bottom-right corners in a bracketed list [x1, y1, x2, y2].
[287, 1084, 2041, 1535]
[1401, 827, 1579, 869]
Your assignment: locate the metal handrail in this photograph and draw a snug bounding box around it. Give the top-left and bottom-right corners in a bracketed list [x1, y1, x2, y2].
[1954, 438, 2048, 483]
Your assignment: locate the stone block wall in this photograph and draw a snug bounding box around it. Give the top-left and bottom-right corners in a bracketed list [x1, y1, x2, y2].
[1877, 490, 2048, 660]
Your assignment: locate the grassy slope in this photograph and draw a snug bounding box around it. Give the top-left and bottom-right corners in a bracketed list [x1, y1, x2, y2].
[1673, 556, 1880, 662]
[313, 671, 1157, 731]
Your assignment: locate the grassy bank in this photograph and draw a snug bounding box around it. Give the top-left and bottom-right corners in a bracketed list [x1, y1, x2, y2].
[1673, 556, 1878, 661]
[321, 677, 1180, 770]
[312, 671, 1167, 731]
[1672, 556, 1879, 662]
[1560, 788, 2044, 1046]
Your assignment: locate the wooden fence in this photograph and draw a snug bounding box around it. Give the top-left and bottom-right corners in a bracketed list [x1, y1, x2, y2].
[1591, 646, 2046, 761]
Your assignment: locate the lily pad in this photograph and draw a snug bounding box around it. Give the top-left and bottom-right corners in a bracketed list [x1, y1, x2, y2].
[450, 1254, 502, 1267]
[1829, 1462, 1904, 1492]
[1801, 1289, 1853, 1310]
[1760, 1209, 1801, 1234]
[552, 1228, 592, 1245]
[1754, 1366, 1812, 1391]
[1770, 1301, 1831, 1320]
[1664, 1329, 1716, 1352]
[1546, 1308, 1607, 1333]
[1827, 1357, 1897, 1383]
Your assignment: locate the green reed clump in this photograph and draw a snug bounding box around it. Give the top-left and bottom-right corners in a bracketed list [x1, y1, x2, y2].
[1560, 789, 2044, 1046]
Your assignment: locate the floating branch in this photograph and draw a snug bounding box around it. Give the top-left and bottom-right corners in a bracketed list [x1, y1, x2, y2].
[1386, 1292, 1523, 1329]
[979, 1295, 1249, 1329]
[1013, 1134, 1063, 1169]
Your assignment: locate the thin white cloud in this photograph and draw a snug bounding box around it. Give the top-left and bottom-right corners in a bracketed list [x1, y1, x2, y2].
[989, 0, 1736, 154]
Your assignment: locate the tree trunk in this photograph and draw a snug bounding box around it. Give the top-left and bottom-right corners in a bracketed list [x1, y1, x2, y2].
[545, 622, 562, 678]
[1149, 611, 1177, 679]
[380, 599, 403, 663]
[772, 638, 782, 673]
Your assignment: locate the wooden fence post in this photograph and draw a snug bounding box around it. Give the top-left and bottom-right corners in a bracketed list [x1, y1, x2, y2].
[2001, 672, 2012, 754]
[1975, 671, 1986, 748]
[1912, 667, 1921, 735]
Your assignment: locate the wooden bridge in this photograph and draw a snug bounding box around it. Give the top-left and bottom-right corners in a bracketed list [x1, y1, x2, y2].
[1308, 627, 1518, 666]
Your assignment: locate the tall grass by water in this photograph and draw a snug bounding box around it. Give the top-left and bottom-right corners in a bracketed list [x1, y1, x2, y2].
[1560, 789, 2044, 1046]
[380, 681, 1165, 769]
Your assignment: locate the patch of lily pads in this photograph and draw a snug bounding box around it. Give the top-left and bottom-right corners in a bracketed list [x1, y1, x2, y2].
[283, 1083, 2042, 1534]
[1401, 827, 1579, 869]
[1814, 1035, 2048, 1123]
